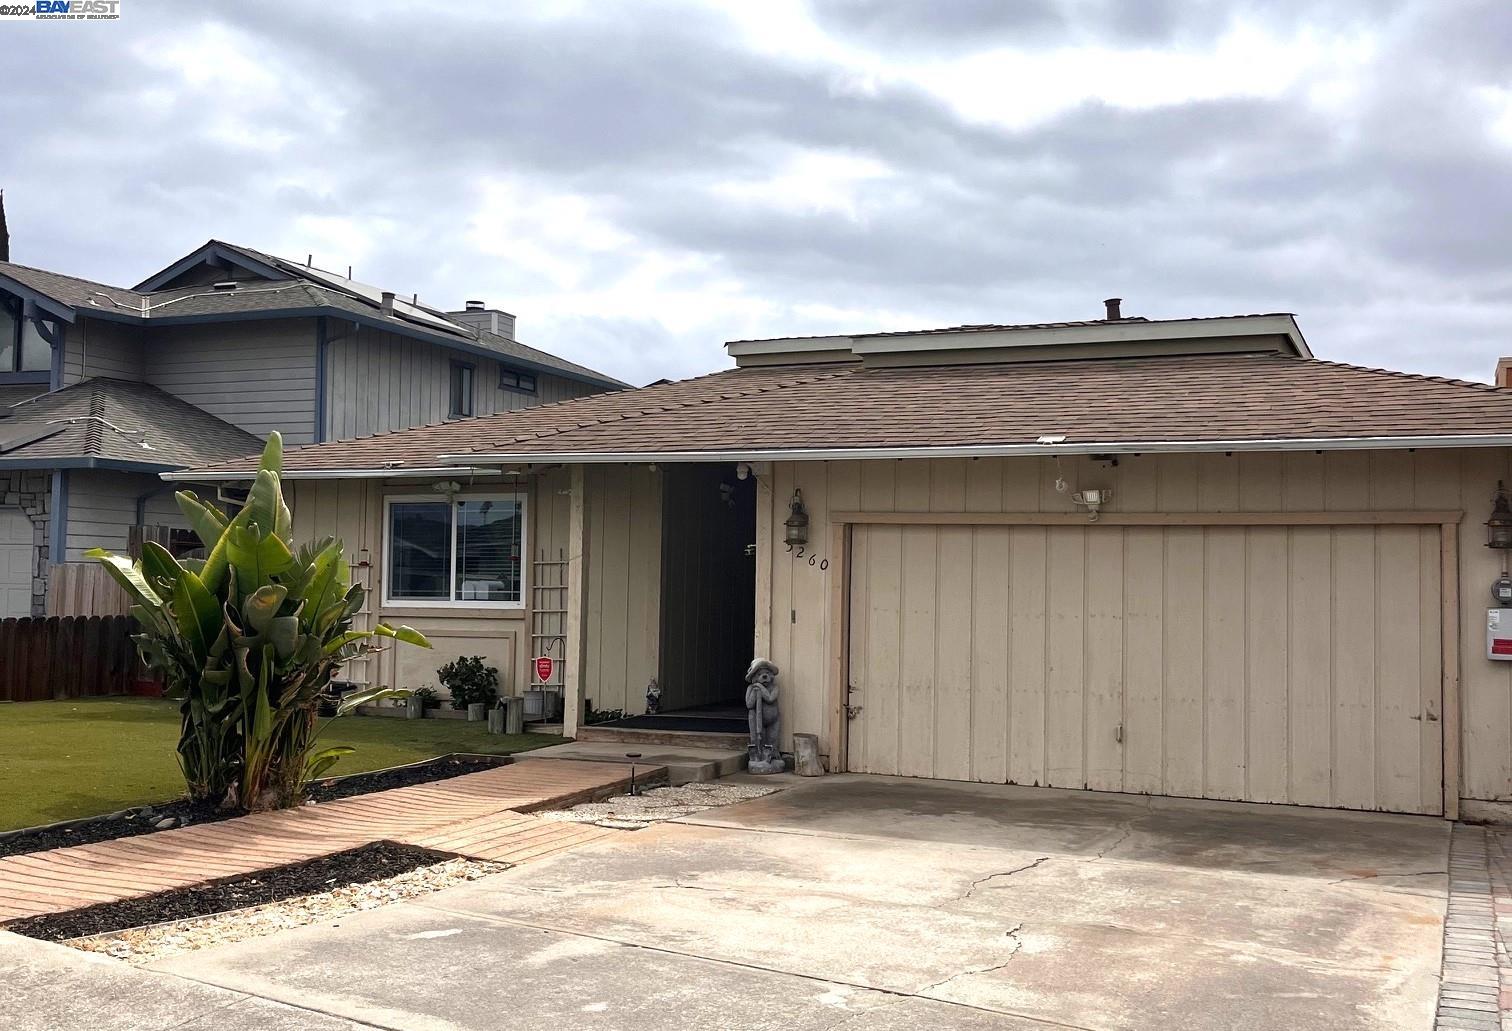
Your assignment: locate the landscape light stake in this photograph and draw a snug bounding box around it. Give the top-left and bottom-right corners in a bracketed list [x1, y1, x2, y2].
[626, 752, 641, 796]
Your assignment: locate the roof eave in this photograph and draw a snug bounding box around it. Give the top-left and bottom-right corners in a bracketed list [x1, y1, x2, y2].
[436, 432, 1512, 465]
[133, 240, 290, 291]
[0, 456, 180, 473]
[163, 465, 510, 483]
[0, 271, 81, 323]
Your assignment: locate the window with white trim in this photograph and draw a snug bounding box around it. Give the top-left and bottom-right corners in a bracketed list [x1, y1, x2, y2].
[384, 493, 525, 606]
[0, 295, 52, 374]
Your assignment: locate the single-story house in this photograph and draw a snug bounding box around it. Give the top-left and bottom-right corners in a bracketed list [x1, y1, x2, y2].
[180, 305, 1512, 821]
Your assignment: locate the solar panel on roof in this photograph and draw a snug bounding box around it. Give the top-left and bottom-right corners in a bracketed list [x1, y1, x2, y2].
[277, 261, 467, 336]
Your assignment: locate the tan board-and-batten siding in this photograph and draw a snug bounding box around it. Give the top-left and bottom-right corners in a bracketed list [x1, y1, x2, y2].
[286, 464, 661, 713]
[762, 450, 1512, 806]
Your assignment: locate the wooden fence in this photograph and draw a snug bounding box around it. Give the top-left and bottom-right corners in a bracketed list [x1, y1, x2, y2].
[46, 562, 131, 617]
[0, 616, 138, 702]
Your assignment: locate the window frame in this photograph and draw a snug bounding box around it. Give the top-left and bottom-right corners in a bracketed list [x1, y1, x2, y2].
[448, 360, 475, 418]
[498, 367, 537, 394]
[0, 294, 52, 378]
[381, 492, 527, 610]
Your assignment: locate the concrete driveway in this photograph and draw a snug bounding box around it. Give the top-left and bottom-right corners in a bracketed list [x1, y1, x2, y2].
[15, 775, 1450, 1030]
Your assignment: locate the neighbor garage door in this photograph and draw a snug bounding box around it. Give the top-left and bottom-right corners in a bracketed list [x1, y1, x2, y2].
[846, 522, 1444, 815]
[0, 508, 34, 617]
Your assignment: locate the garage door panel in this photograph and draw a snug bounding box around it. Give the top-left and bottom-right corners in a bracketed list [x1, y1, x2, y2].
[1203, 528, 1248, 801]
[847, 520, 1443, 815]
[1163, 528, 1206, 799]
[1007, 528, 1048, 787]
[898, 526, 937, 779]
[969, 529, 1011, 784]
[1287, 528, 1334, 807]
[1123, 528, 1165, 795]
[934, 527, 974, 783]
[1084, 528, 1125, 792]
[1331, 528, 1378, 809]
[1245, 527, 1290, 803]
[1044, 527, 1086, 788]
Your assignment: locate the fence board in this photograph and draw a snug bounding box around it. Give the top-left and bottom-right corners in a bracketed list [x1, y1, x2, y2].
[0, 616, 137, 702]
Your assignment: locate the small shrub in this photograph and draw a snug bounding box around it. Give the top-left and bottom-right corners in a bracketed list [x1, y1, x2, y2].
[583, 703, 624, 725]
[437, 656, 499, 710]
[411, 687, 440, 710]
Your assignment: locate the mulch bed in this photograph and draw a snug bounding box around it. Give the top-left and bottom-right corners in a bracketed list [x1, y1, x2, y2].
[0, 755, 509, 859]
[5, 842, 452, 941]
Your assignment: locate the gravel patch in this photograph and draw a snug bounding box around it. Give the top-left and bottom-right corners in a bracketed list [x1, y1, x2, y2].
[67, 854, 505, 964]
[306, 755, 507, 803]
[539, 781, 779, 829]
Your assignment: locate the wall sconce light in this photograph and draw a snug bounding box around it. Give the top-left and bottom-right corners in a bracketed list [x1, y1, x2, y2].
[1488, 481, 1512, 550]
[784, 489, 810, 547]
[1071, 488, 1112, 521]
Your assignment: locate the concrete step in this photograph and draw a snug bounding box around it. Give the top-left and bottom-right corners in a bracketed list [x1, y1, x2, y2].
[576, 725, 748, 750]
[526, 741, 747, 786]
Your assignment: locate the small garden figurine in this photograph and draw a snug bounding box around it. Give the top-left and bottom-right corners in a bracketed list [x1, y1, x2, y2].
[645, 677, 662, 715]
[745, 658, 783, 774]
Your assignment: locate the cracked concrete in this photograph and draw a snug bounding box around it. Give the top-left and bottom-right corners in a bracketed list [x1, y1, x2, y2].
[7, 774, 1448, 1030]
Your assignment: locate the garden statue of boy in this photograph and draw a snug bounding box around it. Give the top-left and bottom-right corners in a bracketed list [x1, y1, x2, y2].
[745, 658, 784, 774]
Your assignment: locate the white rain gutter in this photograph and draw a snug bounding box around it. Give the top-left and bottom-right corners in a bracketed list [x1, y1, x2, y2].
[161, 466, 509, 482]
[434, 433, 1512, 465]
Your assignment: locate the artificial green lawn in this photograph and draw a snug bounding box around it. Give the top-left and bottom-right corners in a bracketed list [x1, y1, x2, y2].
[0, 698, 556, 831]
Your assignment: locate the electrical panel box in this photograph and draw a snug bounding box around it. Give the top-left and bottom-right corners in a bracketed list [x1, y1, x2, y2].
[1489, 609, 1512, 660]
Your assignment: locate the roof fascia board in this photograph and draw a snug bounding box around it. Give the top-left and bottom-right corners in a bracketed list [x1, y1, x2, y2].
[0, 456, 177, 472]
[852, 315, 1310, 358]
[437, 432, 1512, 465]
[726, 316, 1312, 361]
[83, 305, 624, 391]
[0, 273, 79, 323]
[163, 465, 508, 482]
[133, 242, 289, 291]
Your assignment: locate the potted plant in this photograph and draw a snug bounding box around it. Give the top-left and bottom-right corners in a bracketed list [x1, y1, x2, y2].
[437, 656, 499, 721]
[406, 687, 437, 719]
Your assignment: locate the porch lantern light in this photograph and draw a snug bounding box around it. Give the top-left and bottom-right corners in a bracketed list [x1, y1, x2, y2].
[1489, 482, 1512, 550]
[784, 490, 809, 548]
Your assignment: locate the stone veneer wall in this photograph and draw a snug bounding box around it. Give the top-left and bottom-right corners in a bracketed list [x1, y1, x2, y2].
[0, 470, 51, 617]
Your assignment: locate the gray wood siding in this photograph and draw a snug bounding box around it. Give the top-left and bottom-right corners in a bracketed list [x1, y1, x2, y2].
[323, 324, 599, 440]
[63, 469, 148, 560]
[61, 318, 146, 384]
[144, 319, 318, 445]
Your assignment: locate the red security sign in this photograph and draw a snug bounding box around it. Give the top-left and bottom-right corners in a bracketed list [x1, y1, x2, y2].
[534, 656, 555, 683]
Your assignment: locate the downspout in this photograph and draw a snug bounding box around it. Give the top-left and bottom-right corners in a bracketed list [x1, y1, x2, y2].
[314, 316, 328, 443]
[47, 320, 64, 391]
[49, 470, 68, 567]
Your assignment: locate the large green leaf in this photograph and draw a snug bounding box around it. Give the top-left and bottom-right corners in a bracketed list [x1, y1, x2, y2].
[87, 549, 164, 610]
[243, 584, 289, 633]
[304, 745, 355, 782]
[140, 541, 184, 592]
[267, 615, 301, 659]
[373, 624, 432, 648]
[334, 685, 407, 716]
[227, 525, 295, 599]
[175, 491, 228, 550]
[171, 568, 220, 663]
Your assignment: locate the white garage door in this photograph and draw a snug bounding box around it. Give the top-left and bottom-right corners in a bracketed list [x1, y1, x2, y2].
[0, 509, 35, 617]
[846, 522, 1444, 815]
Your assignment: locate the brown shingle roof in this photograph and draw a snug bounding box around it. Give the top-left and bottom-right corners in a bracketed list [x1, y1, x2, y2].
[179, 352, 1512, 477]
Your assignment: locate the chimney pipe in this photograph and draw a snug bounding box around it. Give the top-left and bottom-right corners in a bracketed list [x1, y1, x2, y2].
[465, 299, 485, 312]
[1497, 358, 1512, 389]
[1103, 297, 1122, 321]
[381, 290, 395, 316]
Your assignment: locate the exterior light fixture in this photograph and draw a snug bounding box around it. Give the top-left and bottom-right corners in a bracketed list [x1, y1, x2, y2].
[1071, 488, 1112, 521]
[784, 489, 810, 547]
[1489, 481, 1512, 550]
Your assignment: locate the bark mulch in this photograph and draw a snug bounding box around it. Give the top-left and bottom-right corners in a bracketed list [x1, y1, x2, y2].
[5, 842, 452, 941]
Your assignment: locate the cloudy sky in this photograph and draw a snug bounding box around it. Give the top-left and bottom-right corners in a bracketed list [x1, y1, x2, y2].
[3, 0, 1510, 386]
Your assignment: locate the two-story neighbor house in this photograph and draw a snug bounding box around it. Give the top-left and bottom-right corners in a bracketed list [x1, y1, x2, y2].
[0, 240, 626, 616]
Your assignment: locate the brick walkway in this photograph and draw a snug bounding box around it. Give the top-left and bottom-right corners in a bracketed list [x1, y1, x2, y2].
[1437, 823, 1512, 1031]
[0, 758, 653, 923]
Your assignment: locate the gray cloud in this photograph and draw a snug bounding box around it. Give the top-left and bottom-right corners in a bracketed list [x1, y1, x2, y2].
[1, 0, 1510, 386]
